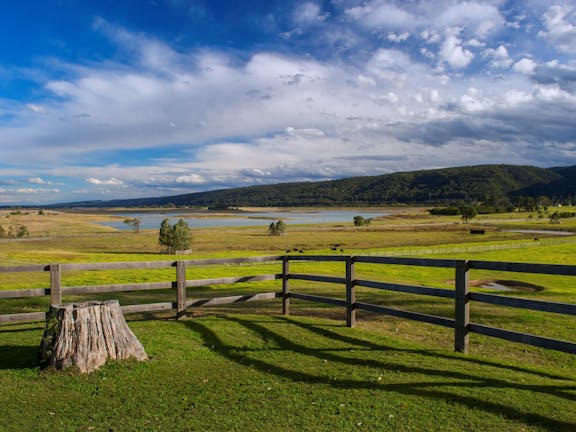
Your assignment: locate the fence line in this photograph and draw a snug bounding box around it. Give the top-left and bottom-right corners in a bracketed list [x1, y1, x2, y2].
[367, 236, 576, 258]
[0, 255, 574, 355]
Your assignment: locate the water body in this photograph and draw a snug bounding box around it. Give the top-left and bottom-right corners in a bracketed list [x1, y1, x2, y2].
[101, 209, 389, 230]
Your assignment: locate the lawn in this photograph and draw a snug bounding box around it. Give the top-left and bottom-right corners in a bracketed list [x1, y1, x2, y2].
[1, 314, 575, 432]
[1, 207, 575, 431]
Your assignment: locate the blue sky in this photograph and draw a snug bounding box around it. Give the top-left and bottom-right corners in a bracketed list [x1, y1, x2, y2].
[1, 0, 575, 205]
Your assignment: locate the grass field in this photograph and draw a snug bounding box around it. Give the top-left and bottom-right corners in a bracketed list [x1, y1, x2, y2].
[1, 314, 575, 432]
[1, 207, 575, 431]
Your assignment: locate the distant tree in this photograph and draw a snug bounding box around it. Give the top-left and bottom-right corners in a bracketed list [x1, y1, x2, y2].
[159, 218, 173, 252]
[124, 217, 141, 233]
[549, 212, 561, 224]
[159, 218, 191, 254]
[268, 220, 287, 236]
[0, 225, 5, 238]
[428, 207, 459, 216]
[353, 215, 371, 226]
[171, 219, 192, 252]
[16, 226, 29, 238]
[38, 209, 45, 215]
[459, 205, 477, 224]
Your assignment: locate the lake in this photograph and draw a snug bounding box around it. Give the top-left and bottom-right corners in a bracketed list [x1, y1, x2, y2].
[101, 209, 389, 230]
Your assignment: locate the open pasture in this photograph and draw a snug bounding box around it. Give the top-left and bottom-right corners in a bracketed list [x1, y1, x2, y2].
[1, 208, 575, 431]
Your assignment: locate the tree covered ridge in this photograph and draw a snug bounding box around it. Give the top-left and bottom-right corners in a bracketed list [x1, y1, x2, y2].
[53, 164, 575, 208]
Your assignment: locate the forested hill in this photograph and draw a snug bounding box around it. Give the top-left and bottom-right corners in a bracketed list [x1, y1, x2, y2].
[57, 164, 574, 208]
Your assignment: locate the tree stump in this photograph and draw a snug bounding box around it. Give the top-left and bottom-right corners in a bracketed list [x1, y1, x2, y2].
[39, 300, 148, 373]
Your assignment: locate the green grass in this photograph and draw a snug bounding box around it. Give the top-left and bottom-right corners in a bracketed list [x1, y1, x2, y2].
[1, 208, 575, 430]
[1, 314, 575, 432]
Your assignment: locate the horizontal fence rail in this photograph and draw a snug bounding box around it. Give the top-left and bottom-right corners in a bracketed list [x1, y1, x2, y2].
[0, 255, 574, 355]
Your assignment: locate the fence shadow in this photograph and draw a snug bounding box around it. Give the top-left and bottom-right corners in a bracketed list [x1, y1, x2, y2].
[0, 345, 38, 370]
[183, 315, 576, 432]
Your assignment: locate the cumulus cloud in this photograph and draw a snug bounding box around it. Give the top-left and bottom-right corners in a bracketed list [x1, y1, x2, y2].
[387, 32, 410, 43]
[514, 58, 537, 74]
[483, 45, 512, 69]
[28, 177, 49, 184]
[540, 5, 576, 53]
[1, 2, 575, 204]
[175, 174, 205, 184]
[86, 177, 124, 186]
[440, 29, 474, 68]
[293, 2, 327, 25]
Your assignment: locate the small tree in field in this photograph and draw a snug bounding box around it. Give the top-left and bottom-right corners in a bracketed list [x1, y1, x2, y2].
[124, 217, 141, 233]
[353, 215, 371, 227]
[171, 218, 192, 252]
[459, 205, 477, 224]
[158, 218, 192, 254]
[159, 218, 173, 251]
[268, 220, 287, 236]
[16, 226, 29, 238]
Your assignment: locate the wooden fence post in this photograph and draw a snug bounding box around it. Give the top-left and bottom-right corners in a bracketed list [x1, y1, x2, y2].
[176, 261, 187, 320]
[282, 256, 290, 316]
[49, 264, 62, 306]
[346, 256, 356, 328]
[454, 260, 470, 353]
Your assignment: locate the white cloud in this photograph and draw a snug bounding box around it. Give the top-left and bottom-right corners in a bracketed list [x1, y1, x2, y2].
[540, 5, 576, 53]
[345, 1, 415, 29]
[440, 29, 474, 68]
[28, 177, 49, 184]
[387, 32, 410, 43]
[293, 2, 327, 25]
[86, 177, 124, 186]
[1, 9, 576, 204]
[175, 174, 205, 184]
[514, 58, 537, 74]
[26, 104, 46, 114]
[0, 187, 60, 194]
[436, 2, 505, 38]
[483, 45, 512, 69]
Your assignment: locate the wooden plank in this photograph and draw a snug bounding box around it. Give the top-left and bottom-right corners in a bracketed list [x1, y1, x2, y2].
[470, 260, 576, 276]
[0, 288, 48, 299]
[60, 261, 175, 271]
[121, 302, 174, 314]
[290, 292, 347, 307]
[182, 255, 282, 266]
[355, 256, 457, 268]
[356, 302, 455, 328]
[0, 264, 48, 273]
[185, 274, 278, 287]
[355, 279, 455, 299]
[469, 323, 576, 354]
[470, 292, 576, 316]
[289, 274, 347, 285]
[63, 282, 173, 295]
[185, 292, 280, 308]
[285, 255, 348, 262]
[0, 311, 46, 323]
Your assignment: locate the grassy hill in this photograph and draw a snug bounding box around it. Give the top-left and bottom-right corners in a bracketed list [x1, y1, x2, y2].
[53, 164, 573, 208]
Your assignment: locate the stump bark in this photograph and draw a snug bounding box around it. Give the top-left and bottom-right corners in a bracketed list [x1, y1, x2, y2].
[39, 300, 148, 373]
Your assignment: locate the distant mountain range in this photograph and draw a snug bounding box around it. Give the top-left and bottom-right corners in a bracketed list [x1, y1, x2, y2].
[52, 164, 575, 209]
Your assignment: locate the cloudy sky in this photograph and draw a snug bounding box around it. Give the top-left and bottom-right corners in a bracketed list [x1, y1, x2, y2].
[1, 0, 576, 205]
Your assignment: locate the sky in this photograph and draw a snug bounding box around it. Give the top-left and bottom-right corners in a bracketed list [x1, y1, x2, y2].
[1, 0, 576, 205]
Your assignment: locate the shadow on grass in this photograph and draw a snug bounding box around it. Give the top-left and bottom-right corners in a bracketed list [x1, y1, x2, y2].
[182, 315, 576, 432]
[0, 345, 38, 370]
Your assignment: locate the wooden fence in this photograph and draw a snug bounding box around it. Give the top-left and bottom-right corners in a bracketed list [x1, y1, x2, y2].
[0, 255, 575, 355]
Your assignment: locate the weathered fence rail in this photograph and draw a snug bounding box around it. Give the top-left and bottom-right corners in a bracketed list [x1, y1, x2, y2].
[0, 254, 574, 355]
